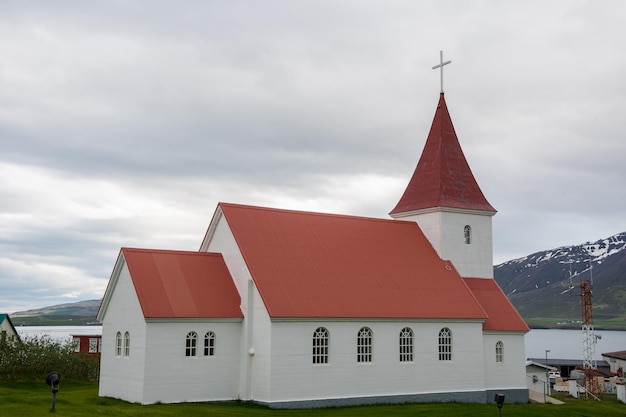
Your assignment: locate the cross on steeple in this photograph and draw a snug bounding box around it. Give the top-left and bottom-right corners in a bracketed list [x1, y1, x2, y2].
[432, 50, 452, 93]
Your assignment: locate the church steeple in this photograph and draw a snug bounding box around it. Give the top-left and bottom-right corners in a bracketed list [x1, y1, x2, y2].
[390, 93, 496, 216]
[390, 92, 496, 279]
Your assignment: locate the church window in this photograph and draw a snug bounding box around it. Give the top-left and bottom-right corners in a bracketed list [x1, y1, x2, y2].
[399, 327, 414, 362]
[115, 332, 122, 356]
[496, 341, 504, 363]
[124, 331, 130, 357]
[438, 327, 452, 361]
[357, 327, 373, 363]
[204, 331, 215, 356]
[186, 331, 197, 357]
[464, 225, 471, 244]
[312, 327, 329, 364]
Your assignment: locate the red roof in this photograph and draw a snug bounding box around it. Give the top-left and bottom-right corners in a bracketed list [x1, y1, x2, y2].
[463, 278, 529, 332]
[122, 248, 243, 319]
[390, 94, 496, 215]
[602, 351, 626, 360]
[219, 203, 488, 320]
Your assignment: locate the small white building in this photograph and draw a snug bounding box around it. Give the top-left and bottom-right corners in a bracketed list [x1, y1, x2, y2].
[602, 351, 626, 377]
[97, 93, 530, 408]
[0, 314, 20, 343]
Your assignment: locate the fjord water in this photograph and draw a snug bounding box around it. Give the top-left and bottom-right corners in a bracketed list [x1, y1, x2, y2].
[525, 328, 626, 360]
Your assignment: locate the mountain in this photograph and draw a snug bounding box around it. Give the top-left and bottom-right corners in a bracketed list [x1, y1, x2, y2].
[11, 299, 101, 326]
[494, 231, 626, 329]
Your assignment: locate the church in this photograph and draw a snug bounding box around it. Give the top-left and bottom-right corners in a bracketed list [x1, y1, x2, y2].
[97, 90, 530, 408]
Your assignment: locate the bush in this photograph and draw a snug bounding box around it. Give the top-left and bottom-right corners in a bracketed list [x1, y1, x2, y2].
[0, 335, 99, 381]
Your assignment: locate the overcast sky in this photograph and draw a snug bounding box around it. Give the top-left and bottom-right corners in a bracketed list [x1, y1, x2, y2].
[2, 1, 625, 313]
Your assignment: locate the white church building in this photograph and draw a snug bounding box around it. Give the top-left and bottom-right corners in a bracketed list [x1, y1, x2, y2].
[97, 92, 530, 408]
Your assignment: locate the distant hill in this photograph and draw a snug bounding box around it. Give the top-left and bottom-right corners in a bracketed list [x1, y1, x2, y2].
[11, 299, 101, 326]
[494, 231, 626, 329]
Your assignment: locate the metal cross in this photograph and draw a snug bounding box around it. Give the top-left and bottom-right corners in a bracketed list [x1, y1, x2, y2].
[432, 50, 452, 93]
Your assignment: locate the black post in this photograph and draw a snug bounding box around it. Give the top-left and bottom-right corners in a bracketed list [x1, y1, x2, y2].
[494, 393, 505, 417]
[46, 372, 60, 413]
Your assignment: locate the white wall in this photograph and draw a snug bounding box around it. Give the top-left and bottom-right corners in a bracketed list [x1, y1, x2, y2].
[202, 214, 274, 403]
[202, 212, 251, 312]
[482, 332, 527, 390]
[98, 261, 148, 403]
[440, 211, 493, 278]
[0, 318, 18, 340]
[602, 355, 626, 375]
[247, 282, 273, 402]
[267, 320, 486, 404]
[398, 209, 494, 278]
[141, 320, 242, 404]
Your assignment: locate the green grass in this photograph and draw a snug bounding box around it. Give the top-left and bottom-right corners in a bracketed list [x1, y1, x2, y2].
[0, 380, 623, 417]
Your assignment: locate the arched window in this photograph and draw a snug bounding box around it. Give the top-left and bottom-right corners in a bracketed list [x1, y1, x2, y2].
[399, 327, 414, 362]
[496, 341, 504, 363]
[357, 327, 373, 363]
[312, 327, 329, 364]
[186, 331, 197, 357]
[464, 225, 472, 244]
[438, 327, 452, 361]
[124, 331, 130, 357]
[204, 331, 216, 356]
[115, 331, 122, 357]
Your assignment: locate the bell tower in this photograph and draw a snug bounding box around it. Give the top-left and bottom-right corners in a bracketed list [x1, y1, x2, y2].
[390, 92, 496, 278]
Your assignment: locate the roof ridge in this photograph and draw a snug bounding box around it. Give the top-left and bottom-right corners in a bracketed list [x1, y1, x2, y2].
[219, 202, 411, 224]
[122, 247, 222, 257]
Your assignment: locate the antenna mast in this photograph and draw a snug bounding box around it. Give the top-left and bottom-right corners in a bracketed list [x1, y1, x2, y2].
[580, 262, 600, 398]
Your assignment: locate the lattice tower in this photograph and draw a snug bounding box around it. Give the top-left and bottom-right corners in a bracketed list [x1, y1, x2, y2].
[580, 279, 600, 398]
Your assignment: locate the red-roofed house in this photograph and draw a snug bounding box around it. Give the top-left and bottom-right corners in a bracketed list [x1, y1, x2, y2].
[97, 93, 529, 407]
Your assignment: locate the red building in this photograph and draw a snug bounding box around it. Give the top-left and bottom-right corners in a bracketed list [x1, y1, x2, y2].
[72, 334, 102, 356]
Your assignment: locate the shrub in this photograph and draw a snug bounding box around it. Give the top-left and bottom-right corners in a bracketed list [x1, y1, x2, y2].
[0, 335, 99, 381]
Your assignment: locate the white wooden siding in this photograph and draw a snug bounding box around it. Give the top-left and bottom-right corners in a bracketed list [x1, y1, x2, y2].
[98, 261, 148, 403]
[483, 332, 530, 389]
[268, 320, 486, 403]
[141, 321, 242, 404]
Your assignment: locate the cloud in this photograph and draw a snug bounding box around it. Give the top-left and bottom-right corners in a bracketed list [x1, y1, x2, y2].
[1, 1, 626, 310]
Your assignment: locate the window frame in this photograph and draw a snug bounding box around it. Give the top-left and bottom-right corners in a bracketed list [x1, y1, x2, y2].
[186, 331, 198, 357]
[464, 225, 472, 244]
[312, 327, 329, 365]
[204, 331, 216, 357]
[438, 327, 452, 361]
[115, 332, 122, 357]
[357, 327, 373, 363]
[124, 331, 130, 357]
[88, 337, 99, 353]
[399, 327, 414, 362]
[495, 341, 504, 363]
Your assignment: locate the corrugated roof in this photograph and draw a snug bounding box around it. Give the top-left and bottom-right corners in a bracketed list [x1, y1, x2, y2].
[219, 203, 488, 320]
[463, 278, 529, 332]
[602, 351, 626, 360]
[122, 248, 243, 319]
[390, 93, 496, 215]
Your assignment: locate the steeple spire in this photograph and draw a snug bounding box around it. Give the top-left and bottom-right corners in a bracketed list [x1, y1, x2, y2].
[390, 94, 496, 215]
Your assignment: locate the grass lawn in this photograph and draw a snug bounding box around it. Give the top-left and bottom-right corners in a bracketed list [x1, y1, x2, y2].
[0, 380, 623, 417]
